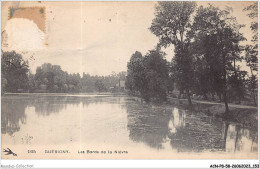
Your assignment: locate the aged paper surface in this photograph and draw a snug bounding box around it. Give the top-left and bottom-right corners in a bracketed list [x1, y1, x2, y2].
[1, 1, 258, 160]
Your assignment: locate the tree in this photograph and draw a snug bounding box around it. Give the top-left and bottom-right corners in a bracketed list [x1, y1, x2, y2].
[28, 72, 37, 92]
[227, 45, 246, 104]
[228, 71, 247, 104]
[190, 5, 246, 113]
[166, 61, 174, 93]
[149, 1, 197, 106]
[243, 2, 258, 44]
[1, 77, 7, 94]
[34, 63, 83, 93]
[125, 51, 145, 94]
[117, 71, 126, 81]
[192, 56, 211, 99]
[126, 50, 169, 102]
[1, 51, 29, 92]
[142, 50, 169, 101]
[244, 2, 258, 106]
[247, 74, 257, 105]
[171, 43, 194, 104]
[95, 79, 106, 92]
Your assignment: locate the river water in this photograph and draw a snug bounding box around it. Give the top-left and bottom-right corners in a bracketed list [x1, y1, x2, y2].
[1, 94, 258, 159]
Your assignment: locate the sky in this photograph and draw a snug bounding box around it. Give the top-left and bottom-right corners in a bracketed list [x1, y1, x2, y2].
[1, 1, 257, 76]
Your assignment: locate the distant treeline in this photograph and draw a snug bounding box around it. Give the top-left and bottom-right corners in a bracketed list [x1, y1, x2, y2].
[125, 2, 258, 111]
[1, 2, 258, 112]
[1, 52, 126, 93]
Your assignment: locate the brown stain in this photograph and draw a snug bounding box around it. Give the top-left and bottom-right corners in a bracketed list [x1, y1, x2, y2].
[8, 7, 46, 33]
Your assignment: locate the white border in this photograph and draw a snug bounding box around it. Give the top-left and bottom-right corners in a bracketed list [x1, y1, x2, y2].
[1, 159, 259, 168]
[0, 0, 259, 168]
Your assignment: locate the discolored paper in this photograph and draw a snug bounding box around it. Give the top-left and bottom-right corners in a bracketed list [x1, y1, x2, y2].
[1, 1, 258, 160]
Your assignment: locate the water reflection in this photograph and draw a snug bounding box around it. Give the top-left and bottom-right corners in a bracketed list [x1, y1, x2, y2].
[1, 94, 258, 153]
[169, 109, 225, 152]
[125, 99, 258, 153]
[224, 123, 258, 152]
[1, 95, 126, 136]
[34, 98, 67, 116]
[168, 108, 186, 134]
[126, 103, 171, 149]
[1, 100, 27, 135]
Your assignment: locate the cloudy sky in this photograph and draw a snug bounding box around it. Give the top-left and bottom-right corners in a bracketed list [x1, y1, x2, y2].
[2, 1, 256, 76]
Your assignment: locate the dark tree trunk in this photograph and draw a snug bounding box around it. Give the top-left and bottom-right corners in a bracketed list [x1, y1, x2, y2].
[203, 93, 208, 100]
[223, 60, 229, 114]
[186, 89, 192, 108]
[253, 91, 256, 106]
[223, 57, 229, 113]
[234, 59, 237, 77]
[223, 91, 229, 114]
[219, 31, 229, 114]
[223, 56, 229, 113]
[178, 90, 183, 99]
[249, 68, 256, 106]
[218, 93, 222, 102]
[211, 93, 215, 101]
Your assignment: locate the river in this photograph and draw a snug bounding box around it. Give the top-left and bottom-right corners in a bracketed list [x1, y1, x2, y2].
[1, 93, 258, 159]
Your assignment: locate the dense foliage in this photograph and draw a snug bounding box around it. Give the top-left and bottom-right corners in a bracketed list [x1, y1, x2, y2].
[126, 50, 169, 101]
[2, 58, 126, 93]
[126, 2, 257, 109]
[2, 51, 29, 92]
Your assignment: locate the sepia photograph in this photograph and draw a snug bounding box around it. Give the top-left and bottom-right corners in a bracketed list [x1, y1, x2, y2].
[0, 0, 258, 163]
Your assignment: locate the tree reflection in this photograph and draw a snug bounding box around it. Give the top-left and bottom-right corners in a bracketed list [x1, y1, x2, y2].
[1, 99, 27, 135]
[224, 123, 258, 152]
[223, 122, 229, 151]
[169, 112, 258, 153]
[126, 101, 171, 149]
[126, 98, 257, 153]
[169, 110, 224, 152]
[1, 95, 91, 135]
[33, 96, 79, 116]
[2, 94, 121, 136]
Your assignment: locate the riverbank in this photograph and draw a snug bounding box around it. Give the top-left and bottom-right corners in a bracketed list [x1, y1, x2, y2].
[2, 92, 127, 97]
[167, 97, 258, 130]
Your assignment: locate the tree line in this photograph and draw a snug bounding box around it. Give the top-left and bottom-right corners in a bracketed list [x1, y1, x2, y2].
[125, 2, 258, 112]
[1, 53, 126, 93]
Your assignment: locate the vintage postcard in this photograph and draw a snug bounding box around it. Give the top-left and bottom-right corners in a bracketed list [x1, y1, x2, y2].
[1, 1, 258, 162]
